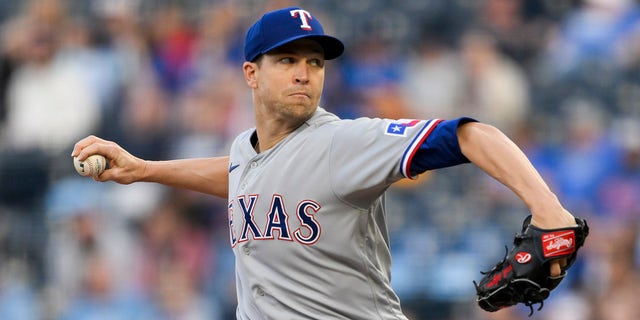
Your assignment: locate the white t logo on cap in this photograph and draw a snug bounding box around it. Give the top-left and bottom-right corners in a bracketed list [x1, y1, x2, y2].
[290, 9, 313, 30]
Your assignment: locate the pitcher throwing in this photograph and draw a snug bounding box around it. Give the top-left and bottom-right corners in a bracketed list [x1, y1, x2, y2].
[72, 6, 586, 319]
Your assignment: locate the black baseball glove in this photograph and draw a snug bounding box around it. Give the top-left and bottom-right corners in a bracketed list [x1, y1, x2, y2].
[473, 215, 589, 316]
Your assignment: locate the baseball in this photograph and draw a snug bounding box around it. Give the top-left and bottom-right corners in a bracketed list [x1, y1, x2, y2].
[73, 154, 107, 177]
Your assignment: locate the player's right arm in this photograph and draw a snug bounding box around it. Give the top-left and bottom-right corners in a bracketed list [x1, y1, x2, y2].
[71, 135, 229, 198]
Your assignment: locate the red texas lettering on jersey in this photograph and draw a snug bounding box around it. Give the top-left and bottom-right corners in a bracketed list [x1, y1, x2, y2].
[228, 194, 322, 247]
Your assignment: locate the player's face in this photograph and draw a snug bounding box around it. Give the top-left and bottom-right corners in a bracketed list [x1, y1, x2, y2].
[246, 39, 326, 125]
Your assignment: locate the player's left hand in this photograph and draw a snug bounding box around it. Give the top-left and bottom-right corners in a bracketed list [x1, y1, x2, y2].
[473, 213, 589, 316]
[529, 208, 578, 277]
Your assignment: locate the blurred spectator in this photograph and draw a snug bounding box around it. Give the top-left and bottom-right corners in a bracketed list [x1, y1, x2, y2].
[148, 5, 197, 96]
[542, 0, 640, 77]
[458, 28, 531, 135]
[0, 0, 100, 294]
[0, 260, 38, 320]
[113, 79, 172, 161]
[61, 250, 157, 320]
[171, 79, 241, 159]
[475, 0, 554, 70]
[597, 117, 640, 221]
[46, 203, 140, 317]
[190, 2, 245, 82]
[547, 99, 621, 217]
[339, 36, 405, 117]
[1, 1, 100, 155]
[87, 0, 149, 139]
[151, 260, 219, 320]
[400, 21, 465, 120]
[532, 0, 640, 121]
[135, 190, 217, 315]
[579, 221, 640, 320]
[0, 14, 20, 124]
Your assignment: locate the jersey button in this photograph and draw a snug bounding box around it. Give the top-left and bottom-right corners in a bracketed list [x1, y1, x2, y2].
[257, 287, 265, 296]
[242, 246, 251, 255]
[250, 162, 258, 169]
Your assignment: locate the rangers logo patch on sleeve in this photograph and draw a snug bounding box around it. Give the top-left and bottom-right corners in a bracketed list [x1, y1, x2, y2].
[385, 119, 421, 137]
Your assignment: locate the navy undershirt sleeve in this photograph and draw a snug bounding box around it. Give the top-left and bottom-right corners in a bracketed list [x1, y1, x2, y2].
[409, 117, 478, 175]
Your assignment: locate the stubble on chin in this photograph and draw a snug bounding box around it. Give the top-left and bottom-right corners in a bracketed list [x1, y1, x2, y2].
[278, 104, 316, 125]
[277, 95, 317, 120]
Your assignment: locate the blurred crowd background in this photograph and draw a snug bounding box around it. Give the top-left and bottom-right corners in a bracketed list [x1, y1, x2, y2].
[0, 0, 639, 319]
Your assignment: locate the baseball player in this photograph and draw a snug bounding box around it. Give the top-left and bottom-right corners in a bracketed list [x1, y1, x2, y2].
[72, 6, 579, 320]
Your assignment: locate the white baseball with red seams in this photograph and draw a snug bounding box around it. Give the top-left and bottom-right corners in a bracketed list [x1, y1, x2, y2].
[73, 154, 106, 177]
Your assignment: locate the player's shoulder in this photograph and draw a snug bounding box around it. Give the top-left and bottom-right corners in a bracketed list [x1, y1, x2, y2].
[308, 108, 382, 128]
[305, 107, 341, 128]
[333, 116, 432, 135]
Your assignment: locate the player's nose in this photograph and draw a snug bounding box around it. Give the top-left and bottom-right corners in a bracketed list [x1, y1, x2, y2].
[293, 63, 310, 84]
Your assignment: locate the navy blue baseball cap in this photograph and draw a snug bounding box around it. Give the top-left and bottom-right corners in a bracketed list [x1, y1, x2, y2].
[244, 7, 344, 62]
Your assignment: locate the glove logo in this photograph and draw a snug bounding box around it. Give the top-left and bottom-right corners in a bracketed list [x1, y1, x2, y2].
[515, 252, 532, 264]
[542, 231, 575, 258]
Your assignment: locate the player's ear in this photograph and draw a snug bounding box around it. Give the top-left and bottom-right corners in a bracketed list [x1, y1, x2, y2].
[243, 61, 258, 89]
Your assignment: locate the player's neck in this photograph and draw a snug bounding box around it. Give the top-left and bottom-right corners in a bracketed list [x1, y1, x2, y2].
[254, 114, 306, 153]
[252, 128, 292, 153]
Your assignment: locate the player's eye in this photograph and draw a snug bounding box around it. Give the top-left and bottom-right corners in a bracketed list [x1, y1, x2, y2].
[279, 57, 294, 64]
[309, 58, 324, 67]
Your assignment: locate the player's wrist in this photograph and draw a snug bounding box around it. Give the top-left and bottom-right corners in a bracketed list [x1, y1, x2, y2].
[530, 205, 576, 229]
[137, 159, 152, 183]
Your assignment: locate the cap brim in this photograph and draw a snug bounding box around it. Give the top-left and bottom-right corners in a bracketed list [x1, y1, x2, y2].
[261, 34, 344, 61]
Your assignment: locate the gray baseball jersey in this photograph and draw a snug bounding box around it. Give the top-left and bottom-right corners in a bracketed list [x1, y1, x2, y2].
[227, 107, 472, 319]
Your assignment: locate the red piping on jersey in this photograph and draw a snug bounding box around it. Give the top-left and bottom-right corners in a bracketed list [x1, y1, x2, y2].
[403, 119, 443, 179]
